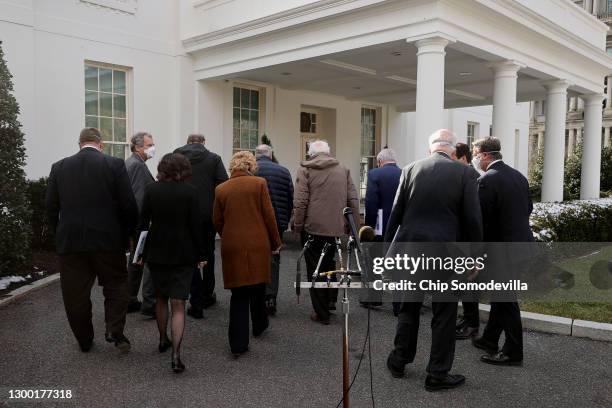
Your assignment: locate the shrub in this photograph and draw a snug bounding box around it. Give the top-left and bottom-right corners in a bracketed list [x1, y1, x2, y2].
[530, 198, 612, 242]
[26, 178, 54, 250]
[0, 43, 31, 277]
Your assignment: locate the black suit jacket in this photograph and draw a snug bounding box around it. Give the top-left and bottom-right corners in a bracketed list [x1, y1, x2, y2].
[478, 161, 534, 242]
[45, 147, 138, 254]
[173, 143, 228, 223]
[385, 152, 483, 243]
[139, 181, 206, 265]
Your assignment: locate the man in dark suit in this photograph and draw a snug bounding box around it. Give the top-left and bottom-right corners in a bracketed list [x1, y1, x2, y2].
[365, 147, 402, 238]
[174, 134, 228, 318]
[363, 147, 401, 310]
[471, 137, 533, 366]
[125, 132, 156, 316]
[452, 142, 481, 340]
[45, 128, 138, 353]
[255, 144, 293, 316]
[385, 129, 483, 391]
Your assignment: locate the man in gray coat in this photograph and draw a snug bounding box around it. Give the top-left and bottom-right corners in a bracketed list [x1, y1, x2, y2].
[125, 132, 156, 316]
[385, 129, 483, 391]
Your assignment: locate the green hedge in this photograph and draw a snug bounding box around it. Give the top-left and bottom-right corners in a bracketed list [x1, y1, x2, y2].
[530, 198, 612, 242]
[26, 178, 54, 251]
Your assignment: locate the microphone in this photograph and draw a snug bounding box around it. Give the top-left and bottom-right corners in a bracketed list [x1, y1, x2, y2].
[343, 207, 361, 251]
[359, 225, 375, 243]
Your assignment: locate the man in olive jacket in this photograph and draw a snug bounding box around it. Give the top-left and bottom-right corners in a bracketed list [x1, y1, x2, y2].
[292, 140, 360, 324]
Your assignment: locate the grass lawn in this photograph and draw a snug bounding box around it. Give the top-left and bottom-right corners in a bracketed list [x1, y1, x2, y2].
[520, 245, 612, 323]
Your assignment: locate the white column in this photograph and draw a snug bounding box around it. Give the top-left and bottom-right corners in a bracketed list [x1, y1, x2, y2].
[413, 36, 450, 160]
[593, 0, 600, 16]
[488, 61, 523, 167]
[537, 131, 544, 150]
[607, 76, 612, 109]
[577, 97, 584, 111]
[585, 0, 593, 14]
[541, 80, 569, 202]
[576, 126, 583, 146]
[580, 94, 604, 199]
[567, 128, 575, 158]
[569, 97, 576, 111]
[605, 126, 611, 148]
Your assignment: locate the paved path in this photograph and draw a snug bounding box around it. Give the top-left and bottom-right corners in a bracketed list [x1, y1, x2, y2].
[1, 240, 611, 408]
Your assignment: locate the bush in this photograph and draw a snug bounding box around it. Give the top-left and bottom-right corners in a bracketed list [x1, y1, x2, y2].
[26, 178, 54, 250]
[530, 198, 612, 242]
[529, 144, 612, 201]
[0, 43, 31, 277]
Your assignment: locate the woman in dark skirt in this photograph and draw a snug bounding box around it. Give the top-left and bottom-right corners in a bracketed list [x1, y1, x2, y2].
[138, 153, 206, 373]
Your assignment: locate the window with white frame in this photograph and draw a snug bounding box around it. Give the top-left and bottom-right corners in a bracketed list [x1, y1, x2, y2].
[232, 86, 260, 153]
[467, 121, 479, 148]
[360, 107, 379, 207]
[84, 63, 129, 159]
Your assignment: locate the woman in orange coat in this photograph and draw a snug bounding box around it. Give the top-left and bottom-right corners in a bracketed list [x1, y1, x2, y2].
[213, 151, 282, 356]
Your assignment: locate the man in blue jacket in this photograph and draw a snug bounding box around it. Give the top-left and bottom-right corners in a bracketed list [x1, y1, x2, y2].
[364, 147, 402, 238]
[363, 148, 402, 310]
[255, 144, 294, 316]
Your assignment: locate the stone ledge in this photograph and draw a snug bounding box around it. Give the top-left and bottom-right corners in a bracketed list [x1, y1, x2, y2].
[572, 319, 612, 342]
[0, 274, 60, 308]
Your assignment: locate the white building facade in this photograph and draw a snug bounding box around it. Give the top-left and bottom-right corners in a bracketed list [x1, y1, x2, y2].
[1, 0, 610, 204]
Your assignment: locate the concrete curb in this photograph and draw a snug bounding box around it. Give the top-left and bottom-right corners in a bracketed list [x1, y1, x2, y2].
[0, 273, 60, 308]
[459, 303, 612, 342]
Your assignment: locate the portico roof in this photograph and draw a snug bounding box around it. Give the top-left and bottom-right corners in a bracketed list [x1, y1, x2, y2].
[183, 0, 612, 111]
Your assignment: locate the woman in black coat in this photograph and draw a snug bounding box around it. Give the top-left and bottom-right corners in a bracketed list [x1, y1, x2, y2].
[138, 153, 206, 373]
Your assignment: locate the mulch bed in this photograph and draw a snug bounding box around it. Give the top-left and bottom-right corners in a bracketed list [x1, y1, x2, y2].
[0, 250, 58, 298]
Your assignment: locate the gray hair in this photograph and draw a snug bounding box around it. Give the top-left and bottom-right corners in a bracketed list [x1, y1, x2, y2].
[130, 132, 151, 152]
[255, 144, 273, 158]
[308, 139, 330, 157]
[376, 148, 397, 163]
[473, 136, 503, 160]
[428, 129, 457, 151]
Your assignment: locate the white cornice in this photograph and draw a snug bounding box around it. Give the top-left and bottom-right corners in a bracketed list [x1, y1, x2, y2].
[182, 0, 392, 52]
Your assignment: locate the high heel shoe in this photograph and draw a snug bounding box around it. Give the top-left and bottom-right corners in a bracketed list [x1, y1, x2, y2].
[171, 353, 185, 373]
[158, 338, 171, 353]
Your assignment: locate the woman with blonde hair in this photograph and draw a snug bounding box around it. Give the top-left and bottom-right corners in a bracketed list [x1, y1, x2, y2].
[213, 151, 282, 356]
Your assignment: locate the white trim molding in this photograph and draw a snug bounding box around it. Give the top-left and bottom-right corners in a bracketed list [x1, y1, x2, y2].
[79, 0, 137, 14]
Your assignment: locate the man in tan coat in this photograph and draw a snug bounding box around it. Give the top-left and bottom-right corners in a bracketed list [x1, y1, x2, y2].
[293, 140, 360, 324]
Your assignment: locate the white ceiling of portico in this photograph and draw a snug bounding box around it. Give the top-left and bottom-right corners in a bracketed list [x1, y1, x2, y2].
[222, 39, 548, 112]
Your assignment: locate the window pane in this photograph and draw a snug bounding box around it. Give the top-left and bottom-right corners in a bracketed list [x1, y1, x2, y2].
[85, 116, 98, 128]
[114, 119, 126, 142]
[249, 109, 258, 130]
[102, 143, 112, 156]
[85, 91, 98, 115]
[100, 92, 112, 117]
[85, 66, 98, 91]
[250, 90, 259, 109]
[100, 117, 113, 141]
[233, 128, 240, 149]
[233, 87, 240, 107]
[112, 144, 126, 159]
[113, 70, 126, 94]
[233, 108, 240, 129]
[240, 129, 249, 149]
[99, 69, 112, 92]
[114, 94, 126, 118]
[240, 108, 249, 129]
[240, 88, 250, 108]
[249, 130, 258, 149]
[311, 123, 316, 133]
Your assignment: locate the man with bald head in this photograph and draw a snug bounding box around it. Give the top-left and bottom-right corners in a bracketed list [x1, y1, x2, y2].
[385, 129, 483, 391]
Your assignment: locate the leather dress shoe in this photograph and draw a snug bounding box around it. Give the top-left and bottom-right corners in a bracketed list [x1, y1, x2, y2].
[456, 325, 479, 340]
[386, 354, 405, 378]
[127, 300, 141, 313]
[310, 312, 330, 325]
[187, 307, 204, 319]
[425, 374, 466, 392]
[202, 292, 217, 309]
[105, 332, 115, 343]
[253, 321, 269, 338]
[232, 348, 248, 358]
[79, 340, 93, 353]
[480, 352, 523, 366]
[471, 336, 498, 354]
[113, 334, 131, 353]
